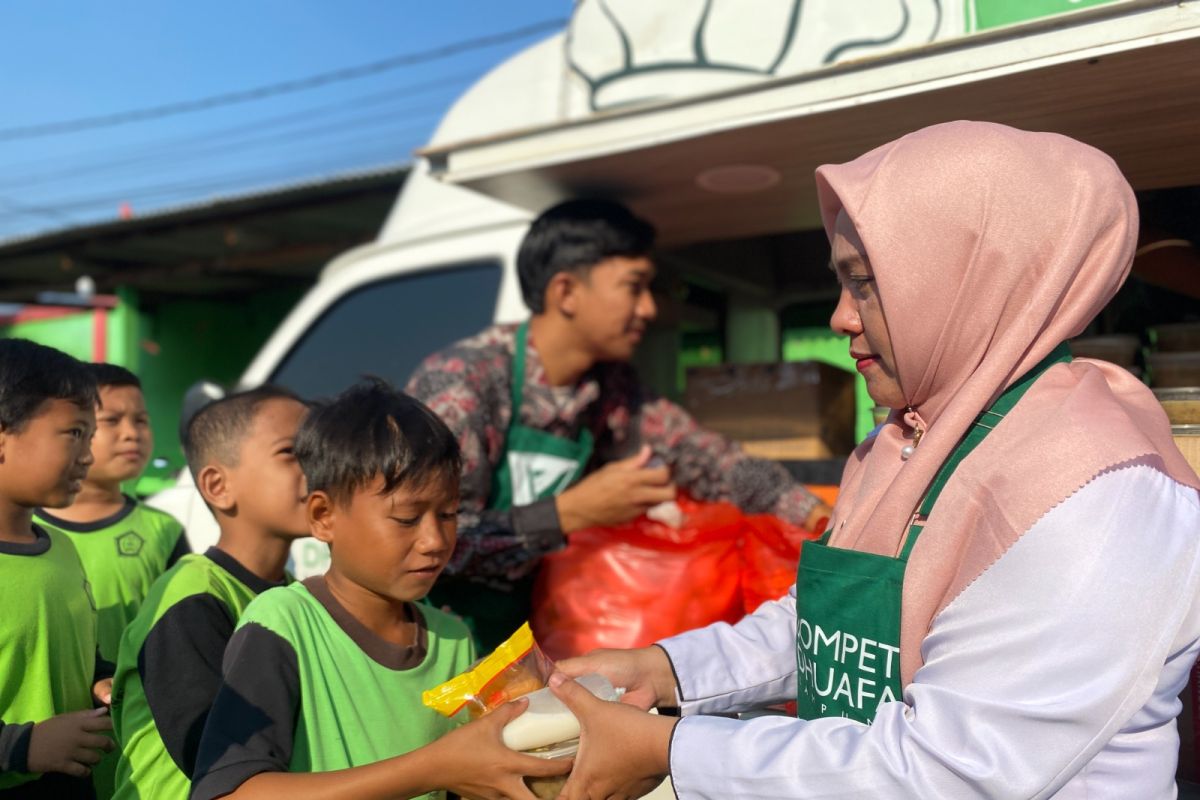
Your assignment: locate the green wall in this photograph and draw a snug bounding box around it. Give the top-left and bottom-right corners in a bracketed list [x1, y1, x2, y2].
[135, 287, 305, 490]
[2, 286, 305, 495]
[1, 312, 95, 362]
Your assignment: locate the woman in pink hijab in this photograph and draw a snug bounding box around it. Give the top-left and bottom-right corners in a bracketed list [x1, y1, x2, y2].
[550, 121, 1200, 799]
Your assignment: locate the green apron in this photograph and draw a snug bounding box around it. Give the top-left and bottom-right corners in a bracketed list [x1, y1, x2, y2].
[428, 321, 594, 652]
[795, 344, 1071, 723]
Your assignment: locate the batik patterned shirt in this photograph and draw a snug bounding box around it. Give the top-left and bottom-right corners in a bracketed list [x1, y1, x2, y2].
[406, 323, 820, 588]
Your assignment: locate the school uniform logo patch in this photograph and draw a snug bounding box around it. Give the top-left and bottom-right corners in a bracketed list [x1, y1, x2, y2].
[116, 531, 144, 557]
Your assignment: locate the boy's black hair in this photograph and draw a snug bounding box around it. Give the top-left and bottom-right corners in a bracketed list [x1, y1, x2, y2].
[0, 339, 98, 433]
[517, 198, 656, 313]
[295, 377, 461, 507]
[183, 385, 304, 480]
[90, 362, 141, 391]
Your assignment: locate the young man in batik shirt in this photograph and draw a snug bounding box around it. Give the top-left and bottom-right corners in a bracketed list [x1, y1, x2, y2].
[407, 199, 832, 649]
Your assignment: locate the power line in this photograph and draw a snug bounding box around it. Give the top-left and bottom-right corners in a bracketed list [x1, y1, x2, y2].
[0, 18, 565, 142]
[0, 102, 447, 191]
[0, 195, 74, 223]
[0, 71, 476, 184]
[16, 134, 428, 214]
[0, 123, 432, 223]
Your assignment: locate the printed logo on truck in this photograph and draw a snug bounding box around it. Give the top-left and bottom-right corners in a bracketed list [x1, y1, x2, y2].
[566, 0, 948, 111]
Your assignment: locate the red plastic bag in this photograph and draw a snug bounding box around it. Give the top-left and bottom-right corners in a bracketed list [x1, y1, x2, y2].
[532, 494, 744, 660]
[741, 485, 836, 613]
[740, 514, 822, 613]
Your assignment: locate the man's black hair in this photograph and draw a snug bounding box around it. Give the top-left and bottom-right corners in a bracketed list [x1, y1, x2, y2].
[295, 377, 461, 507]
[90, 362, 141, 391]
[183, 385, 304, 480]
[0, 339, 98, 433]
[517, 198, 656, 313]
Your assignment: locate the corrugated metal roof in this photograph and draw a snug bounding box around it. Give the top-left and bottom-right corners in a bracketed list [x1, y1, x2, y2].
[0, 163, 409, 251]
[0, 164, 409, 302]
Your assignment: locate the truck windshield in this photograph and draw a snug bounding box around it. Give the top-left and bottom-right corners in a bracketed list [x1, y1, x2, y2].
[268, 260, 502, 398]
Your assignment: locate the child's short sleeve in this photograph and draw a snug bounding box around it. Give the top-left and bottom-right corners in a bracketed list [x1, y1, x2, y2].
[189, 621, 300, 800]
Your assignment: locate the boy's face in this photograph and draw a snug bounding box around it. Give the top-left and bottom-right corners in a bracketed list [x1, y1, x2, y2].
[0, 399, 96, 509]
[88, 385, 152, 486]
[319, 473, 458, 604]
[225, 398, 310, 538]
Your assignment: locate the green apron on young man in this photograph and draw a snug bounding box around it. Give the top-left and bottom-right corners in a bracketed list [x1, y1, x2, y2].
[428, 321, 594, 652]
[795, 345, 1071, 723]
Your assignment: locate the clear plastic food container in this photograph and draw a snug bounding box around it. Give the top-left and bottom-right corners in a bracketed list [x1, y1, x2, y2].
[523, 739, 579, 800]
[507, 674, 619, 799]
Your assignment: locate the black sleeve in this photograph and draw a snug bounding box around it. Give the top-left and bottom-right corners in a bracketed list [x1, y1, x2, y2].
[0, 719, 33, 773]
[94, 651, 115, 683]
[139, 595, 235, 778]
[510, 498, 565, 557]
[190, 622, 300, 800]
[0, 772, 95, 799]
[164, 529, 192, 570]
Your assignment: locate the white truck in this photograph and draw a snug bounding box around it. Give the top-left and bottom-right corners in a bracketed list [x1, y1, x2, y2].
[154, 0, 1200, 574]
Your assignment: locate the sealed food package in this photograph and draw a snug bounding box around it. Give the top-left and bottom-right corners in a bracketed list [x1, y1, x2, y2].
[422, 622, 555, 720]
[501, 673, 618, 751]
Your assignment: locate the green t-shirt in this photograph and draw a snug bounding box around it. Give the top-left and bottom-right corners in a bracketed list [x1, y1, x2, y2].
[0, 526, 97, 792]
[36, 497, 187, 663]
[111, 548, 281, 800]
[191, 579, 476, 800]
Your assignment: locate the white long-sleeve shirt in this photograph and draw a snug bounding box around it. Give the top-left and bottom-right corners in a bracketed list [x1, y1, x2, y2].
[660, 465, 1200, 799]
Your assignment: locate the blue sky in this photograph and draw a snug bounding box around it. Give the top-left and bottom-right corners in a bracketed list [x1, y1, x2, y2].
[0, 1, 569, 240]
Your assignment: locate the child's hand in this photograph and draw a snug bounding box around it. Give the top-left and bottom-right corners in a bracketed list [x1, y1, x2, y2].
[92, 677, 113, 706]
[428, 697, 572, 800]
[26, 707, 115, 777]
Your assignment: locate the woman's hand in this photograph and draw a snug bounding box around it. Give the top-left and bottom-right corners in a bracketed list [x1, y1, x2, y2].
[549, 673, 678, 800]
[556, 645, 679, 711]
[424, 698, 572, 800]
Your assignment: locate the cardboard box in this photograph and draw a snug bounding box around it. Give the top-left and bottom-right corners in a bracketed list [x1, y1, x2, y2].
[683, 361, 857, 457]
[740, 437, 834, 460]
[1174, 428, 1200, 474]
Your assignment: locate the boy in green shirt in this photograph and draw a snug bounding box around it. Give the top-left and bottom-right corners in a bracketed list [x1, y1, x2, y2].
[110, 386, 310, 800]
[0, 339, 115, 799]
[35, 363, 189, 666]
[192, 380, 570, 800]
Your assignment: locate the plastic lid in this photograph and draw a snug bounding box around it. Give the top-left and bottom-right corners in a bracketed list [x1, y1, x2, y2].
[524, 738, 580, 759]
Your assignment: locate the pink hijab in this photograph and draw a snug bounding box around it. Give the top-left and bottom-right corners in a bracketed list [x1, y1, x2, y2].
[817, 121, 1200, 686]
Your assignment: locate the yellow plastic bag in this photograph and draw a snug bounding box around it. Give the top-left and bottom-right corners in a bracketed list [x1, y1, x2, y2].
[423, 622, 555, 720]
